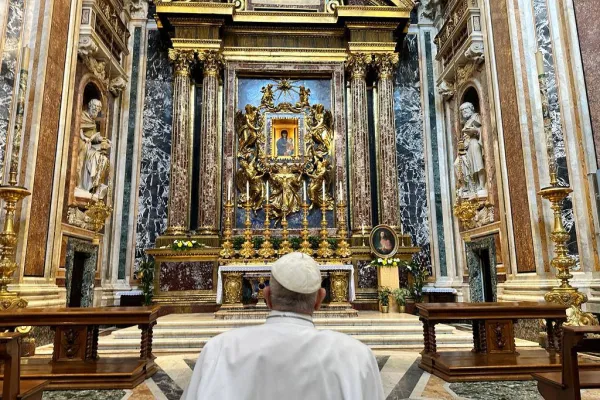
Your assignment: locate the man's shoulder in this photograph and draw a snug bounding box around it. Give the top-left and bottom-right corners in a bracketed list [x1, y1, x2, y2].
[317, 329, 372, 353]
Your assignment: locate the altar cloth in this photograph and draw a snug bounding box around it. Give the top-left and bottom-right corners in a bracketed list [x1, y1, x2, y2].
[216, 264, 355, 304]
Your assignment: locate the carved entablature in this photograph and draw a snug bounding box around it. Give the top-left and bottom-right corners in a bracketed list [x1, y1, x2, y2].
[78, 0, 130, 96]
[434, 0, 484, 84]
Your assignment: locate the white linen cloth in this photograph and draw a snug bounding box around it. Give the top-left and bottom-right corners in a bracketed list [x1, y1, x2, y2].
[216, 264, 355, 304]
[181, 310, 384, 400]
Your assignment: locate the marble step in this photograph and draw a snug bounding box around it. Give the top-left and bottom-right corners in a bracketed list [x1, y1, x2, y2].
[97, 333, 474, 352]
[110, 324, 459, 340]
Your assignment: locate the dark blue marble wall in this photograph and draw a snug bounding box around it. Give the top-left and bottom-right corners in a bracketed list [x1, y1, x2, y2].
[0, 0, 25, 177]
[134, 29, 172, 264]
[533, 0, 579, 258]
[118, 27, 142, 278]
[394, 34, 432, 271]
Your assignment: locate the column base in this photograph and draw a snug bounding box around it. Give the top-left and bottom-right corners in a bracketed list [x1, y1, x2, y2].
[164, 226, 188, 236]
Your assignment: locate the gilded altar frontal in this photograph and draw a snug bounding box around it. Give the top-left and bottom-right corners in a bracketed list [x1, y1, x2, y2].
[2, 0, 600, 396]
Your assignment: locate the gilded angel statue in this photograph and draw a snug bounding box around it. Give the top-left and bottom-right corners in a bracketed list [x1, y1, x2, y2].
[236, 156, 266, 210]
[260, 84, 275, 108]
[270, 164, 303, 222]
[296, 86, 311, 108]
[306, 104, 333, 161]
[235, 105, 263, 158]
[306, 158, 333, 210]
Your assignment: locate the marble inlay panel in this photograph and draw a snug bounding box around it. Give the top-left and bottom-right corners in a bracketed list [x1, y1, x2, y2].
[0, 0, 24, 176]
[64, 238, 98, 307]
[135, 30, 172, 265]
[357, 259, 378, 288]
[449, 381, 543, 400]
[118, 27, 142, 279]
[159, 261, 214, 292]
[465, 236, 497, 302]
[533, 0, 579, 258]
[394, 34, 431, 270]
[41, 390, 126, 400]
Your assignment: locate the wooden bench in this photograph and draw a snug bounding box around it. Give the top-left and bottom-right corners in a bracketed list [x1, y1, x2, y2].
[0, 333, 47, 400]
[533, 326, 600, 400]
[0, 306, 160, 390]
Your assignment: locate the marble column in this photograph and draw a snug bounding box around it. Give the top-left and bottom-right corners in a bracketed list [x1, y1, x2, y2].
[346, 53, 373, 232]
[165, 49, 195, 235]
[374, 53, 400, 228]
[197, 51, 223, 235]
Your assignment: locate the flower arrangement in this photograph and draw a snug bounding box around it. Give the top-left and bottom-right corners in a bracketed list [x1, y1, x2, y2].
[170, 239, 206, 251]
[370, 257, 407, 268]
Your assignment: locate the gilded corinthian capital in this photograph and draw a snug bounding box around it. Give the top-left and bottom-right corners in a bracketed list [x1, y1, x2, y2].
[345, 53, 372, 80]
[198, 50, 224, 77]
[373, 53, 399, 80]
[168, 49, 195, 76]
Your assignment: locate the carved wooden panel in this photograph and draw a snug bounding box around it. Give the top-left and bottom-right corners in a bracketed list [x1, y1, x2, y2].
[484, 320, 515, 354]
[52, 326, 89, 362]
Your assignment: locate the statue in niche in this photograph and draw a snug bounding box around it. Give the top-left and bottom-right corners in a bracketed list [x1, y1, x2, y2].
[460, 102, 487, 197]
[75, 99, 111, 200]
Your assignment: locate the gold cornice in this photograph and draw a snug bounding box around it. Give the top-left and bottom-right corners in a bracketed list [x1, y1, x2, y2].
[233, 11, 337, 23]
[167, 17, 226, 26]
[224, 26, 346, 37]
[155, 2, 235, 15]
[172, 38, 222, 50]
[222, 46, 348, 62]
[336, 5, 411, 17]
[348, 42, 397, 53]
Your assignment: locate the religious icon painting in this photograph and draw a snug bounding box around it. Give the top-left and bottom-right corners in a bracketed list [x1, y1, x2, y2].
[369, 224, 399, 259]
[272, 118, 299, 158]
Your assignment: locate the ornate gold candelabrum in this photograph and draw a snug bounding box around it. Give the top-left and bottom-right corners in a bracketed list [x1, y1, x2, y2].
[279, 206, 292, 255]
[258, 203, 276, 260]
[85, 198, 113, 245]
[317, 204, 333, 258]
[240, 200, 255, 260]
[0, 180, 30, 310]
[299, 201, 312, 255]
[335, 200, 351, 259]
[220, 200, 234, 259]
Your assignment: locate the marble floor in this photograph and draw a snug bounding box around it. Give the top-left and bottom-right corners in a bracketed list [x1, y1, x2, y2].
[40, 350, 600, 400]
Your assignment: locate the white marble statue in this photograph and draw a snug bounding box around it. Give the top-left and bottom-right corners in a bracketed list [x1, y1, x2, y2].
[76, 99, 111, 200]
[460, 102, 487, 197]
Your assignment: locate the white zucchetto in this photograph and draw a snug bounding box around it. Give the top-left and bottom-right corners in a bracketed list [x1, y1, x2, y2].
[271, 252, 322, 294]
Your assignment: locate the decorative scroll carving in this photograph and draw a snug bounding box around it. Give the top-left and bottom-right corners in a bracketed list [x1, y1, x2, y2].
[128, 0, 149, 19]
[109, 76, 127, 96]
[438, 80, 455, 101]
[465, 42, 485, 64]
[198, 50, 223, 76]
[345, 53, 372, 80]
[373, 53, 399, 79]
[62, 328, 80, 359]
[223, 272, 243, 304]
[168, 49, 196, 76]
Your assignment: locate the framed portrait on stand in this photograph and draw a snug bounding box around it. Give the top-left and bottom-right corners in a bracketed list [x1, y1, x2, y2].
[369, 224, 398, 258]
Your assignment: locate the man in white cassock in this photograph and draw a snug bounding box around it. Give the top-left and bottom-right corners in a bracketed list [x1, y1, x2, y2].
[181, 252, 384, 400]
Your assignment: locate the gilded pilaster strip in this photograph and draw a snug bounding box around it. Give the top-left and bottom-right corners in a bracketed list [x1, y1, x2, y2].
[374, 53, 400, 227]
[166, 49, 195, 235]
[197, 50, 224, 234]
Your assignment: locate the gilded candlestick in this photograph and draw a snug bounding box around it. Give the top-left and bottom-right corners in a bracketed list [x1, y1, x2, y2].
[335, 200, 351, 259]
[258, 203, 276, 259]
[317, 205, 333, 258]
[220, 200, 234, 259]
[299, 201, 312, 255]
[240, 200, 255, 259]
[279, 206, 292, 255]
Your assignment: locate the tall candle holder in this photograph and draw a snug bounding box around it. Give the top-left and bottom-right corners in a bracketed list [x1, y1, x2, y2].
[258, 202, 276, 260]
[335, 199, 351, 259]
[279, 207, 292, 255]
[299, 201, 312, 255]
[240, 200, 255, 259]
[317, 205, 333, 258]
[536, 51, 598, 326]
[220, 200, 234, 259]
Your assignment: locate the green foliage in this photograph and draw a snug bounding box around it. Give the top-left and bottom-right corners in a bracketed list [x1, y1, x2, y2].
[377, 286, 392, 306]
[407, 253, 430, 303]
[232, 236, 244, 250]
[137, 256, 155, 306]
[252, 236, 265, 250]
[327, 238, 338, 250]
[290, 237, 301, 250]
[271, 237, 282, 250]
[308, 236, 320, 250]
[393, 288, 411, 306]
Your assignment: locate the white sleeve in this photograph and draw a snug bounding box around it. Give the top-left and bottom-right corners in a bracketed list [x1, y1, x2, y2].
[363, 350, 385, 400]
[180, 340, 220, 400]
